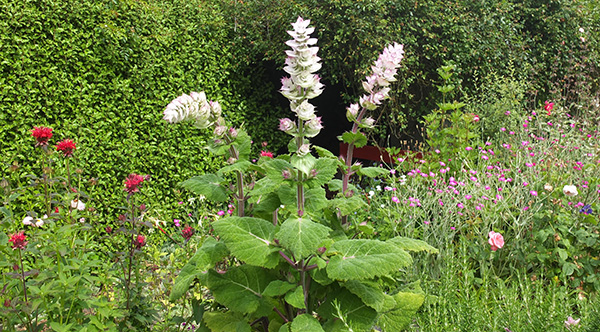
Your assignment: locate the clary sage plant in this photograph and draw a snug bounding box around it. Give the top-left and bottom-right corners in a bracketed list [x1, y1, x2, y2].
[164, 17, 436, 331]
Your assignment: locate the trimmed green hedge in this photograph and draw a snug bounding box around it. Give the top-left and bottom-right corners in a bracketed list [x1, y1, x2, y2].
[0, 0, 284, 218]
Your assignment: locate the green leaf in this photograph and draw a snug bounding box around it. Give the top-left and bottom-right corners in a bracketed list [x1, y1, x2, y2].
[264, 159, 294, 184]
[330, 195, 367, 216]
[291, 154, 317, 176]
[205, 265, 275, 315]
[262, 280, 297, 297]
[50, 322, 73, 332]
[313, 145, 336, 158]
[253, 192, 282, 214]
[217, 160, 252, 175]
[170, 238, 229, 301]
[213, 217, 280, 268]
[285, 286, 305, 309]
[356, 167, 389, 178]
[304, 187, 328, 212]
[376, 292, 425, 331]
[341, 132, 368, 148]
[203, 311, 251, 332]
[276, 217, 331, 259]
[308, 158, 338, 186]
[290, 314, 325, 332]
[317, 288, 377, 331]
[326, 239, 412, 280]
[343, 280, 397, 312]
[235, 130, 252, 160]
[180, 174, 227, 202]
[388, 237, 438, 254]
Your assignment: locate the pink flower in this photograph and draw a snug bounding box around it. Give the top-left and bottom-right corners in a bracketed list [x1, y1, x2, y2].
[564, 316, 580, 328]
[134, 235, 146, 249]
[530, 190, 538, 196]
[31, 126, 53, 146]
[488, 231, 504, 251]
[217, 210, 225, 216]
[544, 100, 554, 115]
[260, 151, 274, 158]
[391, 196, 400, 203]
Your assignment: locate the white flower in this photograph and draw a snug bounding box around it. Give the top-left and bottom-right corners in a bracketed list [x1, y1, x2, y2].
[294, 100, 316, 121]
[79, 217, 85, 223]
[297, 143, 311, 156]
[163, 91, 220, 129]
[368, 190, 375, 198]
[544, 183, 553, 192]
[23, 215, 45, 227]
[23, 216, 34, 226]
[71, 199, 86, 211]
[346, 103, 359, 121]
[564, 316, 580, 327]
[563, 185, 578, 197]
[579, 27, 585, 33]
[304, 117, 323, 137]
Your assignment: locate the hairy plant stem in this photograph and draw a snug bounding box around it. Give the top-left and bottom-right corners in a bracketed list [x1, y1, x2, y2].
[341, 107, 367, 224]
[225, 134, 245, 217]
[296, 120, 305, 214]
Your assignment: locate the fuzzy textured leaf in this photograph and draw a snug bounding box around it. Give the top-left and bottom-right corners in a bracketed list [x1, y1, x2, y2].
[276, 217, 331, 259]
[180, 174, 227, 202]
[388, 237, 438, 254]
[326, 239, 412, 280]
[343, 280, 397, 312]
[290, 314, 325, 332]
[205, 265, 275, 315]
[317, 288, 377, 331]
[285, 286, 305, 309]
[357, 167, 389, 178]
[213, 216, 280, 268]
[376, 291, 425, 331]
[262, 280, 297, 297]
[203, 311, 251, 332]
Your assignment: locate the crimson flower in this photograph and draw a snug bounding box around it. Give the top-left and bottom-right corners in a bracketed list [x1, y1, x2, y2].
[56, 139, 76, 157]
[124, 174, 147, 194]
[9, 232, 27, 250]
[260, 151, 274, 158]
[544, 100, 554, 115]
[181, 226, 194, 241]
[31, 126, 53, 146]
[134, 235, 146, 249]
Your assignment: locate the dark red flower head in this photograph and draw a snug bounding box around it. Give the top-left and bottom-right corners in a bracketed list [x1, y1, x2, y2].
[9, 231, 27, 250]
[134, 235, 146, 249]
[56, 139, 76, 157]
[260, 151, 274, 158]
[124, 174, 146, 194]
[31, 127, 53, 147]
[181, 226, 194, 241]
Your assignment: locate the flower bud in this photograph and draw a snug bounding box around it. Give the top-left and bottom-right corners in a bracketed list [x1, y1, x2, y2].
[304, 117, 323, 137]
[361, 117, 376, 128]
[279, 118, 297, 135]
[228, 127, 238, 138]
[282, 169, 292, 179]
[297, 143, 311, 156]
[346, 103, 359, 121]
[214, 125, 227, 137]
[294, 100, 316, 121]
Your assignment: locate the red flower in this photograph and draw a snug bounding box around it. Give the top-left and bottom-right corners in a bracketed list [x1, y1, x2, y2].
[181, 226, 194, 241]
[544, 100, 554, 115]
[134, 235, 146, 249]
[9, 232, 27, 250]
[260, 151, 274, 158]
[31, 127, 53, 146]
[56, 139, 76, 157]
[124, 174, 146, 194]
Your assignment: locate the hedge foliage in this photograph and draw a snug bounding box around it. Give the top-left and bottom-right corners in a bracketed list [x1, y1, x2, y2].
[0, 0, 285, 218]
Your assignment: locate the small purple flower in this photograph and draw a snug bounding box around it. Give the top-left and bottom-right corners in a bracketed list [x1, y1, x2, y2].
[579, 204, 592, 215]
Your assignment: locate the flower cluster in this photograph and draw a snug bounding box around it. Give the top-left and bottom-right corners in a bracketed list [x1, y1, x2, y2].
[347, 43, 404, 127]
[56, 139, 76, 157]
[163, 92, 222, 129]
[31, 126, 53, 146]
[134, 235, 146, 249]
[279, 17, 324, 142]
[181, 226, 194, 241]
[70, 199, 86, 211]
[9, 231, 27, 250]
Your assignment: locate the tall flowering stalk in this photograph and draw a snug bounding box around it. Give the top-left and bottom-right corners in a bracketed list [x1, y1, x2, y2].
[31, 126, 54, 215]
[56, 138, 78, 222]
[342, 44, 404, 196]
[279, 17, 324, 215]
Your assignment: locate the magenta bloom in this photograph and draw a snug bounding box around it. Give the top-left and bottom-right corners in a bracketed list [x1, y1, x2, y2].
[31, 126, 53, 146]
[134, 235, 146, 249]
[544, 100, 554, 115]
[488, 231, 504, 251]
[56, 139, 76, 157]
[124, 174, 147, 194]
[530, 190, 538, 196]
[260, 151, 274, 158]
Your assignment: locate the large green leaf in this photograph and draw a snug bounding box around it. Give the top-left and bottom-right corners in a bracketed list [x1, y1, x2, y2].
[388, 237, 438, 254]
[205, 265, 275, 315]
[291, 154, 317, 176]
[290, 314, 325, 332]
[307, 158, 338, 186]
[217, 160, 252, 175]
[326, 239, 412, 280]
[356, 167, 389, 178]
[213, 217, 280, 268]
[170, 238, 229, 301]
[262, 280, 297, 297]
[276, 217, 331, 259]
[180, 174, 227, 202]
[284, 286, 305, 309]
[317, 288, 377, 331]
[376, 291, 425, 331]
[236, 130, 253, 161]
[264, 159, 295, 184]
[343, 280, 397, 312]
[203, 311, 251, 332]
[304, 187, 328, 212]
[330, 195, 367, 216]
[341, 132, 368, 148]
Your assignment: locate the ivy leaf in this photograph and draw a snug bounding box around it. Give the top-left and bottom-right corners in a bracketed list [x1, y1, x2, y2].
[356, 167, 389, 178]
[170, 238, 229, 301]
[213, 217, 280, 268]
[290, 314, 325, 332]
[262, 280, 297, 297]
[203, 311, 251, 332]
[326, 239, 412, 280]
[388, 237, 438, 254]
[284, 286, 305, 309]
[343, 280, 397, 312]
[276, 217, 331, 259]
[376, 291, 425, 331]
[205, 265, 275, 315]
[180, 174, 227, 202]
[341, 132, 368, 148]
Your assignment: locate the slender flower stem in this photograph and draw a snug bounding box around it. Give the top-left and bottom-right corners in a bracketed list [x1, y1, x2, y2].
[279, 251, 296, 267]
[125, 198, 137, 310]
[18, 249, 28, 304]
